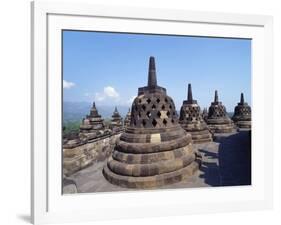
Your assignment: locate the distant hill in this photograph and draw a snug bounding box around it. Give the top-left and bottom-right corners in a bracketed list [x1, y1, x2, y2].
[63, 101, 130, 124]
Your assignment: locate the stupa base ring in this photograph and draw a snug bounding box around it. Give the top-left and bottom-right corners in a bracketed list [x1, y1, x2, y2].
[103, 156, 201, 189]
[187, 129, 213, 143]
[112, 144, 193, 164]
[207, 123, 237, 133]
[235, 121, 251, 129]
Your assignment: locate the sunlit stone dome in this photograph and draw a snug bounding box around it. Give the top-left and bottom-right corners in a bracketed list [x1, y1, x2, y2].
[109, 107, 123, 132]
[232, 93, 251, 128]
[206, 90, 236, 133]
[103, 56, 202, 188]
[179, 84, 213, 143]
[79, 102, 105, 140]
[124, 108, 131, 128]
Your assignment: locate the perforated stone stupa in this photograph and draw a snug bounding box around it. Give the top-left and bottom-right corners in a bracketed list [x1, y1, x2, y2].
[232, 93, 251, 128]
[179, 84, 213, 143]
[124, 108, 131, 127]
[109, 107, 123, 132]
[206, 90, 236, 133]
[79, 102, 105, 140]
[103, 56, 202, 188]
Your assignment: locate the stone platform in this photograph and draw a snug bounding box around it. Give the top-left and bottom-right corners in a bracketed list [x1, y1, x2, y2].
[63, 130, 251, 194]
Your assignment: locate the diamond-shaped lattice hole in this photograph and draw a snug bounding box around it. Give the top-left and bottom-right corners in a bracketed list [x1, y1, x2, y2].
[146, 98, 151, 104]
[165, 98, 168, 103]
[169, 105, 172, 109]
[173, 111, 176, 115]
[163, 119, 167, 126]
[142, 120, 146, 127]
[157, 111, 161, 118]
[166, 111, 170, 117]
[156, 98, 160, 103]
[142, 105, 146, 111]
[138, 111, 142, 118]
[152, 119, 157, 127]
[171, 119, 175, 123]
[146, 111, 151, 118]
[161, 105, 165, 110]
[138, 99, 142, 103]
[152, 104, 156, 110]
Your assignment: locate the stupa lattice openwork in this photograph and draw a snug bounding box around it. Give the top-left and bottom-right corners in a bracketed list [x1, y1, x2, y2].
[232, 93, 251, 128]
[179, 84, 213, 143]
[206, 90, 236, 133]
[103, 57, 202, 188]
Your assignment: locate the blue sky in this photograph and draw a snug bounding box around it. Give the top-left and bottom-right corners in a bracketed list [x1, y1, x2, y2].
[63, 30, 251, 111]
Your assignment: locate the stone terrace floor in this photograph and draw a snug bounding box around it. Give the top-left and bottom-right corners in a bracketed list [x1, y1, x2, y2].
[63, 130, 251, 194]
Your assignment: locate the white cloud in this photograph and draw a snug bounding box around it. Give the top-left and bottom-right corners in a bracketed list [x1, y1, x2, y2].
[95, 92, 106, 101]
[63, 80, 75, 89]
[94, 86, 120, 102]
[104, 86, 119, 98]
[127, 95, 136, 105]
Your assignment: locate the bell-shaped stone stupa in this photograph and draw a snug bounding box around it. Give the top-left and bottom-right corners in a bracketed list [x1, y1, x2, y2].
[124, 108, 131, 128]
[206, 90, 236, 133]
[103, 57, 202, 188]
[179, 84, 213, 143]
[109, 107, 123, 132]
[232, 93, 251, 128]
[79, 102, 105, 140]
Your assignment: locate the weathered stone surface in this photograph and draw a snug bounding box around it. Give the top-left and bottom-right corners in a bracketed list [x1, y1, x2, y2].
[109, 107, 124, 132]
[63, 101, 125, 176]
[206, 90, 236, 133]
[63, 133, 121, 176]
[179, 84, 213, 143]
[63, 131, 251, 194]
[232, 93, 251, 129]
[79, 102, 107, 140]
[124, 108, 131, 127]
[103, 56, 201, 188]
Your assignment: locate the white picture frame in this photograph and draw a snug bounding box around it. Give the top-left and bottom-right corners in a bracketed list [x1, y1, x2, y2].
[31, 1, 273, 224]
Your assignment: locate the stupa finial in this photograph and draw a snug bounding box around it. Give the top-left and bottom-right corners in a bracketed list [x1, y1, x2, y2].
[147, 56, 157, 87]
[214, 90, 219, 103]
[187, 83, 193, 102]
[240, 93, 244, 104]
[93, 102, 96, 108]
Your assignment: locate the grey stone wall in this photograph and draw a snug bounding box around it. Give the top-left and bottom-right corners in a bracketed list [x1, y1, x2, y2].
[63, 133, 121, 176]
